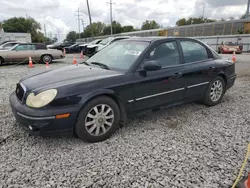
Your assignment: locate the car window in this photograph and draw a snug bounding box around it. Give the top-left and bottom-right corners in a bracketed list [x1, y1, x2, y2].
[145, 41, 180, 67]
[4, 43, 17, 48]
[15, 44, 29, 51]
[180, 40, 208, 63]
[29, 45, 36, 50]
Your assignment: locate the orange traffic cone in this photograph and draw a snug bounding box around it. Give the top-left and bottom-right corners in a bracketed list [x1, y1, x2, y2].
[73, 57, 77, 65]
[28, 57, 34, 68]
[244, 173, 250, 188]
[63, 48, 66, 56]
[80, 50, 84, 59]
[232, 51, 236, 63]
[45, 62, 49, 69]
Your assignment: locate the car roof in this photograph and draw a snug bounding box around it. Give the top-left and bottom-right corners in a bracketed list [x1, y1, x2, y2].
[120, 37, 201, 42]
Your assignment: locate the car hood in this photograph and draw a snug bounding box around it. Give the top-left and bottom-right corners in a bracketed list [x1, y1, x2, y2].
[20, 65, 122, 91]
[223, 45, 239, 49]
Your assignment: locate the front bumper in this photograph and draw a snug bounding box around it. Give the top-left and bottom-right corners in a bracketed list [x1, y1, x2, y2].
[9, 92, 80, 136]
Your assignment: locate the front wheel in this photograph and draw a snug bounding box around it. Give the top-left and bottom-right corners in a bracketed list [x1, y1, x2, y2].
[0, 57, 4, 65]
[202, 76, 226, 106]
[75, 96, 120, 142]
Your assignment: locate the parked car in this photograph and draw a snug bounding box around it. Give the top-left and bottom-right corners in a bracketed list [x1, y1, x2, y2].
[79, 39, 102, 55]
[0, 41, 25, 50]
[10, 37, 236, 142]
[64, 43, 85, 54]
[218, 41, 242, 54]
[85, 36, 130, 57]
[49, 42, 75, 51]
[0, 43, 64, 64]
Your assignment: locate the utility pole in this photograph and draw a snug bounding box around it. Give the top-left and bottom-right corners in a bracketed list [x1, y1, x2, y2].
[44, 24, 47, 38]
[86, 0, 94, 39]
[247, 0, 250, 19]
[107, 0, 115, 35]
[57, 28, 60, 42]
[75, 7, 82, 39]
[202, 2, 206, 19]
[81, 19, 85, 33]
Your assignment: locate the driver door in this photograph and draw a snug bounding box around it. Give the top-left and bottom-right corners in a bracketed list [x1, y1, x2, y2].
[133, 40, 186, 111]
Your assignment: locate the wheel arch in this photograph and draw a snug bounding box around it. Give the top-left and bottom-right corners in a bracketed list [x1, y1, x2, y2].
[216, 72, 227, 86]
[0, 56, 4, 63]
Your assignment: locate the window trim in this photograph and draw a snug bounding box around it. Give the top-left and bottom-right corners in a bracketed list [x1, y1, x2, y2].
[141, 40, 182, 69]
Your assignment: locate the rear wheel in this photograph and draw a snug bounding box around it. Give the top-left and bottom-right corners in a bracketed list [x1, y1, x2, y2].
[75, 96, 120, 142]
[41, 55, 52, 64]
[0, 57, 4, 65]
[202, 76, 226, 106]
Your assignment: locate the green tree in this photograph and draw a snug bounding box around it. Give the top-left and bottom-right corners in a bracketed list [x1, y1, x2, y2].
[82, 21, 106, 38]
[122, 25, 135, 33]
[66, 31, 78, 42]
[176, 17, 217, 26]
[2, 17, 45, 42]
[103, 21, 123, 35]
[141, 20, 160, 30]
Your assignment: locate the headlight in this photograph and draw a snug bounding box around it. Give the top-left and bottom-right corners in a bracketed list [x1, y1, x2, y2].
[26, 89, 58, 108]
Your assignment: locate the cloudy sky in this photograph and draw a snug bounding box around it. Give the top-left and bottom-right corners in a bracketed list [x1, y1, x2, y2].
[1, 0, 248, 41]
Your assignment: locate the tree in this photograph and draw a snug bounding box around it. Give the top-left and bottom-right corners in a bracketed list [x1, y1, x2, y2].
[66, 31, 78, 42]
[82, 21, 106, 38]
[103, 21, 123, 35]
[2, 17, 45, 42]
[176, 17, 217, 26]
[141, 20, 160, 30]
[122, 25, 135, 33]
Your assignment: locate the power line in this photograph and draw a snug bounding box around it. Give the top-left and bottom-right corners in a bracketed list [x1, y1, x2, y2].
[81, 19, 85, 33]
[107, 0, 115, 35]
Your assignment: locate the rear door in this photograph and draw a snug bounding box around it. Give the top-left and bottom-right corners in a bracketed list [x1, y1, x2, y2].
[178, 39, 217, 100]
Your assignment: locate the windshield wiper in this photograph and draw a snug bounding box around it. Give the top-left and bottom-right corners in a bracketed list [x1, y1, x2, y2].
[80, 61, 90, 66]
[90, 62, 110, 70]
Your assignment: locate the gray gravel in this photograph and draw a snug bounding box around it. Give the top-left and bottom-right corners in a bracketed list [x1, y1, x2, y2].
[0, 62, 250, 188]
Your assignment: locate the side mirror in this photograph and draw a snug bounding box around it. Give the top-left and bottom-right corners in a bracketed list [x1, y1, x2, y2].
[143, 61, 162, 71]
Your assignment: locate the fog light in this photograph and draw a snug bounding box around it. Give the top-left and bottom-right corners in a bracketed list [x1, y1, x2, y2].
[28, 125, 33, 131]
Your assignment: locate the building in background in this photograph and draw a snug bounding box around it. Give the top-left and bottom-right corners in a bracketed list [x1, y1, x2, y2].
[0, 24, 31, 44]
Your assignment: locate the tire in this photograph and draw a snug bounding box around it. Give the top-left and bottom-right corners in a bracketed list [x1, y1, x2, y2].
[41, 55, 52, 64]
[0, 57, 4, 65]
[202, 76, 226, 106]
[75, 96, 120, 143]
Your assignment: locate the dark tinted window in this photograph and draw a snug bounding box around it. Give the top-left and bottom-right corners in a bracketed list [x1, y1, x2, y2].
[146, 41, 180, 67]
[36, 44, 47, 50]
[180, 40, 208, 63]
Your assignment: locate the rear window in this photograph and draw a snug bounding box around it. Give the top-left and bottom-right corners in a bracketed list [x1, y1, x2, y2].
[36, 44, 47, 50]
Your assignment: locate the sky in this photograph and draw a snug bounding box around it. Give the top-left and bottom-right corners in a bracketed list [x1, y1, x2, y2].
[0, 0, 249, 41]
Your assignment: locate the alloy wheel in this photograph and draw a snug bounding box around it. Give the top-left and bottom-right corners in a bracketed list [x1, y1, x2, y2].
[85, 104, 114, 136]
[210, 80, 223, 102]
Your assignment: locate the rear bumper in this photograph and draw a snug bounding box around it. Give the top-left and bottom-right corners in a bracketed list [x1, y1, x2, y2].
[9, 92, 80, 136]
[227, 74, 236, 89]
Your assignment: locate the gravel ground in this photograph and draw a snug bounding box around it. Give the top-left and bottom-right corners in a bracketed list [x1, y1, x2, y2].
[0, 63, 250, 188]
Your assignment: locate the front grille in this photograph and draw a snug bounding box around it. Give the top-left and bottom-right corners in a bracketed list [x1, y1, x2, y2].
[16, 83, 25, 102]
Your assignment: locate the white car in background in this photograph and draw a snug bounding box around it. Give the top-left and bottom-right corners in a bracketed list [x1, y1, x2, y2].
[85, 36, 130, 56]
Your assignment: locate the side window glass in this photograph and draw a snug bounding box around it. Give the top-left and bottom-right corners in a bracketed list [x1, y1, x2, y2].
[29, 45, 36, 50]
[16, 45, 28, 51]
[180, 40, 208, 63]
[146, 41, 180, 67]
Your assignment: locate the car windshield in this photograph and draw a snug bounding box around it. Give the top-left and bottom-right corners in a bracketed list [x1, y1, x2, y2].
[99, 37, 113, 45]
[91, 39, 101, 44]
[85, 40, 149, 71]
[69, 44, 78, 48]
[224, 42, 238, 46]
